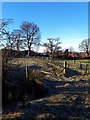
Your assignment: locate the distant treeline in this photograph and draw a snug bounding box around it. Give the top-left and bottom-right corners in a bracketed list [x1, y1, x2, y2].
[1, 48, 90, 60]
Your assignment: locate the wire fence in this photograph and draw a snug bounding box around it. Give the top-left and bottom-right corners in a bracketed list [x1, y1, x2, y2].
[11, 56, 90, 74]
[61, 60, 90, 74]
[43, 58, 90, 74]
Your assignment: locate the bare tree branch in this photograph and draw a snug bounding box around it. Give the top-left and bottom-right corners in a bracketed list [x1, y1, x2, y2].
[78, 38, 90, 57]
[20, 21, 41, 56]
[43, 37, 62, 59]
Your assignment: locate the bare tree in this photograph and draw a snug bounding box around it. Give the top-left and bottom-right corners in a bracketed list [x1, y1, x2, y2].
[20, 21, 41, 56]
[11, 29, 23, 51]
[2, 29, 25, 51]
[0, 19, 14, 96]
[0, 18, 13, 31]
[78, 38, 90, 57]
[0, 18, 13, 49]
[0, 18, 14, 71]
[43, 37, 62, 59]
[1, 31, 15, 50]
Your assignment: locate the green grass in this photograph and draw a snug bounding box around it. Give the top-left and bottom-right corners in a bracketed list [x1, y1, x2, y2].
[56, 59, 90, 64]
[76, 60, 90, 64]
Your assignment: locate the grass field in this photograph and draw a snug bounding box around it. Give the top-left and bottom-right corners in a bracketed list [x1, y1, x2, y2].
[2, 57, 90, 120]
[76, 59, 90, 63]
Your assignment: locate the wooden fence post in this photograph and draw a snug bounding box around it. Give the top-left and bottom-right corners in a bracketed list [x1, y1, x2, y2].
[85, 64, 89, 75]
[63, 60, 67, 74]
[73, 60, 75, 64]
[79, 62, 82, 69]
[26, 66, 29, 79]
[67, 62, 69, 68]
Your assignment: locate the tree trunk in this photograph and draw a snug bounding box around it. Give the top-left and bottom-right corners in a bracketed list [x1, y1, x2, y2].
[16, 41, 19, 57]
[27, 44, 31, 57]
[86, 50, 89, 58]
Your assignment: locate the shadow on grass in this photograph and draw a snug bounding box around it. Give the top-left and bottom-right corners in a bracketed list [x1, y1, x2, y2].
[43, 78, 90, 95]
[13, 79, 89, 119]
[6, 64, 42, 81]
[28, 65, 41, 70]
[2, 65, 90, 120]
[64, 68, 81, 78]
[14, 92, 89, 120]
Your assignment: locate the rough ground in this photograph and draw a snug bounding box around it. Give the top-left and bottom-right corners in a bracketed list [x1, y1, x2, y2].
[2, 58, 90, 120]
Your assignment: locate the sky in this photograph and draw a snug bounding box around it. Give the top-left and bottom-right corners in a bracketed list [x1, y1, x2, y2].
[2, 2, 88, 52]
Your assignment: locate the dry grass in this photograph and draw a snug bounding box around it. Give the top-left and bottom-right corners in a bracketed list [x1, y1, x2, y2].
[28, 69, 44, 84]
[2, 57, 90, 119]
